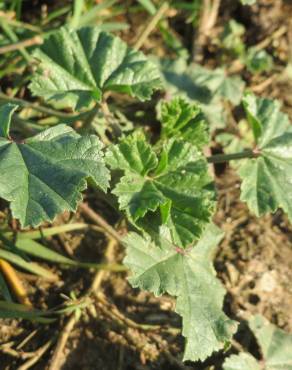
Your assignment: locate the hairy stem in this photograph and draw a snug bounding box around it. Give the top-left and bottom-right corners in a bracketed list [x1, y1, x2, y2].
[207, 149, 259, 164]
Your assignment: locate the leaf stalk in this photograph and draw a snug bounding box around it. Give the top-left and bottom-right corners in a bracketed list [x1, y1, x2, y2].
[207, 149, 259, 164]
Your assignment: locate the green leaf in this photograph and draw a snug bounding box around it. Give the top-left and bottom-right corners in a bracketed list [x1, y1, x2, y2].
[239, 94, 292, 220]
[106, 134, 215, 247]
[246, 48, 273, 74]
[29, 26, 162, 109]
[124, 224, 237, 361]
[249, 315, 292, 369]
[220, 19, 245, 57]
[0, 122, 109, 228]
[159, 98, 209, 149]
[190, 65, 245, 106]
[0, 104, 18, 139]
[157, 58, 244, 129]
[223, 315, 292, 370]
[223, 353, 261, 370]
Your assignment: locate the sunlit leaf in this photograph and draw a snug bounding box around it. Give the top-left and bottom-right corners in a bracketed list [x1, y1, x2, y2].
[124, 224, 237, 361]
[29, 27, 162, 109]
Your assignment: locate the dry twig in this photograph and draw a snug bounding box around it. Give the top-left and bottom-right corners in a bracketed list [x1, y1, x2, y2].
[134, 2, 169, 50]
[0, 36, 43, 54]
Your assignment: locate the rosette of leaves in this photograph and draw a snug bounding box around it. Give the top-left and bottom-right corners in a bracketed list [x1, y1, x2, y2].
[29, 26, 162, 109]
[238, 93, 292, 221]
[0, 104, 109, 227]
[124, 224, 237, 361]
[223, 315, 292, 370]
[106, 99, 215, 247]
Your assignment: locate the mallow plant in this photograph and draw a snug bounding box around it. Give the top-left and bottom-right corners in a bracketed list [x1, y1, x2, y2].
[0, 26, 291, 363]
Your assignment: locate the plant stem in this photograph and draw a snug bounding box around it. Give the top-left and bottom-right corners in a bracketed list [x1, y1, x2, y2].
[207, 149, 258, 164]
[134, 1, 169, 49]
[81, 102, 100, 131]
[0, 36, 43, 55]
[0, 92, 81, 119]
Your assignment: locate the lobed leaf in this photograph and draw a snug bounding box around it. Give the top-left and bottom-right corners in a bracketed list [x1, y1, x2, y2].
[29, 27, 162, 109]
[0, 107, 109, 227]
[159, 97, 209, 149]
[239, 94, 292, 220]
[223, 315, 292, 370]
[124, 224, 237, 361]
[106, 133, 215, 247]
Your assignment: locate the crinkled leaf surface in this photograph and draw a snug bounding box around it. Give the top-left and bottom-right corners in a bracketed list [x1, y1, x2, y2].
[223, 315, 292, 370]
[0, 115, 109, 227]
[106, 134, 215, 247]
[29, 27, 162, 109]
[124, 224, 237, 361]
[159, 98, 209, 149]
[239, 94, 292, 220]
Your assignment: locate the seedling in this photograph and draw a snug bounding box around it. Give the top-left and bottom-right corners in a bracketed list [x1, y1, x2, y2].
[0, 26, 291, 363]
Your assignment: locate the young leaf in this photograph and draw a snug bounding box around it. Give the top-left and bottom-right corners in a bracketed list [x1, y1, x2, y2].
[124, 223, 237, 362]
[0, 112, 109, 227]
[157, 58, 244, 129]
[106, 134, 215, 247]
[220, 19, 245, 57]
[223, 315, 292, 370]
[159, 97, 209, 149]
[246, 48, 273, 74]
[239, 94, 292, 220]
[29, 27, 162, 109]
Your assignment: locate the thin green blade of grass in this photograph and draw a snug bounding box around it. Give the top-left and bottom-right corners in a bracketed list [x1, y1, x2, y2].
[137, 0, 157, 15]
[74, 0, 118, 28]
[95, 22, 129, 32]
[5, 223, 88, 240]
[15, 238, 127, 272]
[0, 301, 54, 322]
[70, 0, 84, 28]
[0, 271, 12, 302]
[0, 249, 58, 281]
